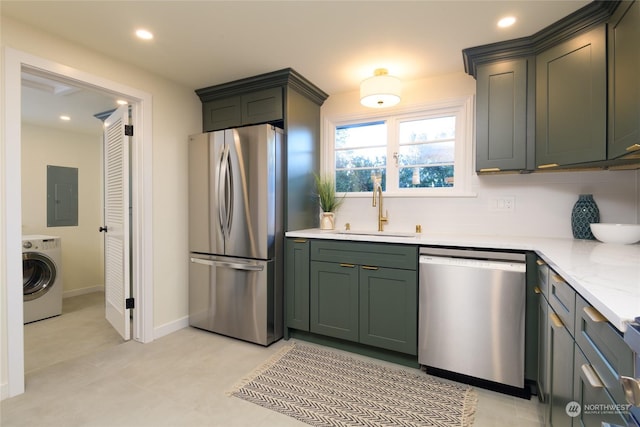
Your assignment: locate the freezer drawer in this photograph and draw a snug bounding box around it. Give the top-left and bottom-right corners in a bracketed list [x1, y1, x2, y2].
[419, 251, 526, 389]
[189, 254, 281, 346]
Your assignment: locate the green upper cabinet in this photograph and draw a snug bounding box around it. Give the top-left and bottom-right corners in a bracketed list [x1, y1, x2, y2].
[536, 25, 607, 168]
[608, 0, 640, 160]
[201, 88, 283, 132]
[464, 1, 640, 171]
[475, 58, 534, 172]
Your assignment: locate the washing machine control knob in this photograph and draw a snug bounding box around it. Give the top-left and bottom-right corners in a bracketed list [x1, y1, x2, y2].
[23, 241, 32, 249]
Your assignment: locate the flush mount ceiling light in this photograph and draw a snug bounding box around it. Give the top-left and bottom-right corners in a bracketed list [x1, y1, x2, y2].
[135, 29, 154, 40]
[360, 68, 401, 108]
[497, 16, 517, 28]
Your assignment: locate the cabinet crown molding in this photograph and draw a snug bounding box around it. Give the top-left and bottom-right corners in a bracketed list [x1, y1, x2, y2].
[463, 0, 621, 78]
[196, 67, 329, 106]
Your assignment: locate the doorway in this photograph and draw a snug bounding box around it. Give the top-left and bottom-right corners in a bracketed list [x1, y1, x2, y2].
[21, 69, 122, 370]
[2, 47, 154, 398]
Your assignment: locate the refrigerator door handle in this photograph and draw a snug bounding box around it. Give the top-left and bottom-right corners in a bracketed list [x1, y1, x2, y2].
[217, 144, 232, 239]
[190, 257, 264, 272]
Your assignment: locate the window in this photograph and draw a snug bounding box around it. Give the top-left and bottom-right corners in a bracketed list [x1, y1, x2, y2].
[326, 97, 473, 197]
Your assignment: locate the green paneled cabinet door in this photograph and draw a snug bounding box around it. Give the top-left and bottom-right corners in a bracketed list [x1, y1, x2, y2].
[536, 25, 607, 168]
[359, 266, 417, 355]
[285, 238, 310, 331]
[548, 308, 575, 427]
[476, 58, 533, 172]
[310, 261, 359, 342]
[608, 0, 640, 159]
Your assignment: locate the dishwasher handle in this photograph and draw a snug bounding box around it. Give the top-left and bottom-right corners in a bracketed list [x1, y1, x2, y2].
[419, 255, 526, 273]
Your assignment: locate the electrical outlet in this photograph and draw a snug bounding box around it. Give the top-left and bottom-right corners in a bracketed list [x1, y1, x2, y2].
[489, 196, 515, 212]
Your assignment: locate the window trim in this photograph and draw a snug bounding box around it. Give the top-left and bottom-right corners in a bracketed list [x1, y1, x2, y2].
[322, 96, 476, 198]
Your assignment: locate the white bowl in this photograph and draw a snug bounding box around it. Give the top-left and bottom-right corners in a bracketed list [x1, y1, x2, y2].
[590, 223, 640, 244]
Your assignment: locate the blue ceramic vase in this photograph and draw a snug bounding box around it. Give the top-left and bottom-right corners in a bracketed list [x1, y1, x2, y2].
[571, 194, 599, 240]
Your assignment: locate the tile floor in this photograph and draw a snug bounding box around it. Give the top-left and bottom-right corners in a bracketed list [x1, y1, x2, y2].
[1, 292, 546, 426]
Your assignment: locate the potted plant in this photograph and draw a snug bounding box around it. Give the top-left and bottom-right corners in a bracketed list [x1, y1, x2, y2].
[314, 173, 344, 230]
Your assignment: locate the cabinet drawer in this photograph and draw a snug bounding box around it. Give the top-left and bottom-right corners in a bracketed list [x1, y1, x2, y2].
[575, 295, 634, 405]
[536, 258, 549, 300]
[548, 270, 575, 336]
[310, 240, 417, 270]
[574, 345, 630, 426]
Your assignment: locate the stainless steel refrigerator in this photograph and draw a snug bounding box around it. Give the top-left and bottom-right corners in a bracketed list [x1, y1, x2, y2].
[188, 124, 284, 346]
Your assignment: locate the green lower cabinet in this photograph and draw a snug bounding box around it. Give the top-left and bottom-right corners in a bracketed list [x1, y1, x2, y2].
[549, 309, 575, 427]
[310, 261, 359, 342]
[573, 345, 629, 427]
[359, 267, 417, 355]
[285, 239, 310, 331]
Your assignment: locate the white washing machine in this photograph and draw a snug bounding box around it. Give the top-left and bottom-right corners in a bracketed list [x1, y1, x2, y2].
[22, 235, 63, 324]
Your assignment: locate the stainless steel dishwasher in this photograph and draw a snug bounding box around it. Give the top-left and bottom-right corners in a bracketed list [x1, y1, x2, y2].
[418, 247, 526, 390]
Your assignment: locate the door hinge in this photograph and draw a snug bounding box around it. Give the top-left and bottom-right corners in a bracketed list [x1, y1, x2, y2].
[126, 298, 135, 309]
[124, 125, 134, 136]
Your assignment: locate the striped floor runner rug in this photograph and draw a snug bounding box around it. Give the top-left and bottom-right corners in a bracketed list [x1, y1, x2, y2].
[230, 343, 477, 427]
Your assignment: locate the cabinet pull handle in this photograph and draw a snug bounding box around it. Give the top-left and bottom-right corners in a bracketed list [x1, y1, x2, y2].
[362, 265, 379, 270]
[549, 312, 564, 329]
[534, 287, 541, 294]
[479, 168, 501, 173]
[293, 239, 307, 243]
[583, 306, 606, 323]
[536, 259, 545, 266]
[581, 364, 604, 388]
[625, 143, 640, 152]
[538, 163, 559, 169]
[339, 263, 356, 268]
[620, 376, 640, 406]
[551, 274, 565, 283]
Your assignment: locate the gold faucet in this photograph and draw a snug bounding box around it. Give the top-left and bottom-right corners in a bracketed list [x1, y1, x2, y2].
[372, 181, 388, 232]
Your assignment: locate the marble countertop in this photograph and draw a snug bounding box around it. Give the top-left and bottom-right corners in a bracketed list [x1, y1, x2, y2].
[286, 228, 640, 332]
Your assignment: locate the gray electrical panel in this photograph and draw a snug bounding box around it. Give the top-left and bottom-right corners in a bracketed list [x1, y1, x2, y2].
[47, 165, 78, 227]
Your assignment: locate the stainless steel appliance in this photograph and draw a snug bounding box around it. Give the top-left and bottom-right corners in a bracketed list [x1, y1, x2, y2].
[188, 124, 284, 346]
[418, 247, 526, 390]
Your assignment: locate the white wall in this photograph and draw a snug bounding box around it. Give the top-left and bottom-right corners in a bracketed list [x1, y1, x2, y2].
[321, 72, 640, 238]
[1, 16, 202, 394]
[21, 123, 104, 295]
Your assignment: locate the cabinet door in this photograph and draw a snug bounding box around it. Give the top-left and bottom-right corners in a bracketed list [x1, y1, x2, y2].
[536, 26, 607, 167]
[573, 346, 629, 427]
[359, 266, 417, 355]
[548, 309, 575, 427]
[241, 88, 283, 126]
[608, 0, 640, 159]
[476, 58, 532, 172]
[202, 96, 242, 132]
[285, 238, 310, 331]
[537, 291, 550, 407]
[310, 261, 359, 342]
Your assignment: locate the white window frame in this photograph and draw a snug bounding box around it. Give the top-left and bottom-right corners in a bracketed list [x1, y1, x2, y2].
[322, 96, 475, 198]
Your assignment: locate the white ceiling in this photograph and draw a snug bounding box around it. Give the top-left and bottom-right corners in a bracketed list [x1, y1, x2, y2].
[4, 0, 590, 133]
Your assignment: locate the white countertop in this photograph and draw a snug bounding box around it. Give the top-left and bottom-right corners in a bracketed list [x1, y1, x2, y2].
[286, 228, 640, 333]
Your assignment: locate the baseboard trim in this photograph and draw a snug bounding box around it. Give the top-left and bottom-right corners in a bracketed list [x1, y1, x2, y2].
[153, 316, 189, 340]
[63, 285, 104, 299]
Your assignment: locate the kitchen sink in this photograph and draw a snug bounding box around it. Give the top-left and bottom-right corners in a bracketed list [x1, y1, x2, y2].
[336, 230, 418, 238]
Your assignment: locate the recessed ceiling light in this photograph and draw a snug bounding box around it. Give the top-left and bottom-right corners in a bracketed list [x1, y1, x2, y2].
[498, 16, 517, 28]
[135, 29, 153, 40]
[60, 115, 71, 121]
[117, 99, 128, 105]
